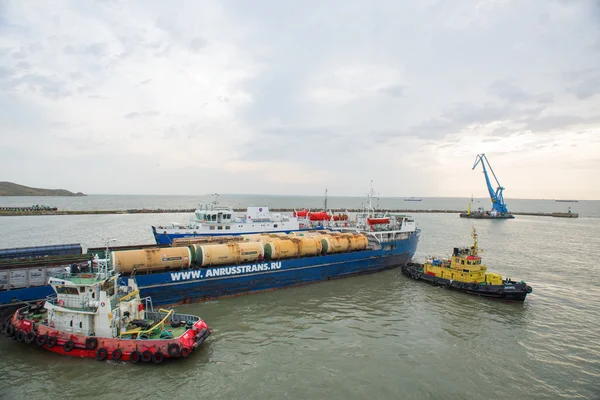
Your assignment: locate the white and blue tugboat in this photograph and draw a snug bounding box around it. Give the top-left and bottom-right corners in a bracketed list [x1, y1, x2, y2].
[152, 196, 305, 244]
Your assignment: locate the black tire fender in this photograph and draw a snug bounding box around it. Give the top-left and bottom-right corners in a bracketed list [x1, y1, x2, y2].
[141, 350, 153, 362]
[167, 343, 181, 357]
[36, 334, 47, 347]
[85, 337, 98, 350]
[63, 340, 75, 352]
[95, 347, 108, 361]
[130, 350, 141, 364]
[25, 331, 36, 344]
[152, 351, 165, 364]
[180, 347, 191, 357]
[47, 336, 58, 348]
[112, 348, 123, 361]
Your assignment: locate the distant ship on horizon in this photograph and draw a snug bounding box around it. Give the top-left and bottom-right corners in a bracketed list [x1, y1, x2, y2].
[404, 197, 422, 202]
[555, 199, 579, 203]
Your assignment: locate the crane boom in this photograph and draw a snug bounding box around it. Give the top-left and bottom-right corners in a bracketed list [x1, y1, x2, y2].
[472, 154, 508, 214]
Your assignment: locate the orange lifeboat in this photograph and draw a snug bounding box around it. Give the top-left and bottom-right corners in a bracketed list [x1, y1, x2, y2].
[309, 211, 331, 221]
[367, 217, 390, 225]
[294, 209, 310, 217]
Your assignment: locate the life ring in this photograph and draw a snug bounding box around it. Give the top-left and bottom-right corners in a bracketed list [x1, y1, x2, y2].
[46, 336, 57, 348]
[25, 331, 36, 344]
[152, 351, 165, 364]
[180, 347, 191, 357]
[36, 334, 47, 347]
[129, 350, 141, 364]
[141, 350, 153, 362]
[85, 337, 98, 350]
[167, 343, 181, 357]
[57, 299, 65, 307]
[63, 340, 75, 352]
[95, 347, 108, 361]
[111, 348, 123, 361]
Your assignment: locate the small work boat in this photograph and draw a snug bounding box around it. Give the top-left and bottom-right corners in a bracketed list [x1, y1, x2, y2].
[2, 251, 212, 363]
[401, 227, 532, 301]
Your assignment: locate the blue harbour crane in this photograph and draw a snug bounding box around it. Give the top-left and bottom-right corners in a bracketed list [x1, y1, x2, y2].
[472, 153, 509, 214]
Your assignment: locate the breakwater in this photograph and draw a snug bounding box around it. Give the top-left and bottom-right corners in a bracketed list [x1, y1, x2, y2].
[0, 208, 571, 218]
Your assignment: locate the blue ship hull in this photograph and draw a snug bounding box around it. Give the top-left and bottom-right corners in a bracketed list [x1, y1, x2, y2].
[2, 231, 419, 308]
[137, 231, 419, 306]
[152, 226, 324, 245]
[0, 285, 55, 306]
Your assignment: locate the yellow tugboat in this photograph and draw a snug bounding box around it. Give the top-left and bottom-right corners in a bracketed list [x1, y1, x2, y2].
[402, 227, 533, 301]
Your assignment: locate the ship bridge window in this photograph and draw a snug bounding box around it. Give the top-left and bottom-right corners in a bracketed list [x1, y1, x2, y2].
[226, 226, 231, 230]
[461, 260, 465, 265]
[218, 226, 223, 230]
[56, 286, 79, 295]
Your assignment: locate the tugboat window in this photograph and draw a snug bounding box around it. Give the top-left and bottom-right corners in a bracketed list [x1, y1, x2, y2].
[56, 287, 79, 295]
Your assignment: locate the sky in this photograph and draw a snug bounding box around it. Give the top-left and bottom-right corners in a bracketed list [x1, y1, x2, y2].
[1, 0, 599, 200]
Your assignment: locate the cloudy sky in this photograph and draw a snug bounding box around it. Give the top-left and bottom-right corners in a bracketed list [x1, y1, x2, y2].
[1, 0, 599, 199]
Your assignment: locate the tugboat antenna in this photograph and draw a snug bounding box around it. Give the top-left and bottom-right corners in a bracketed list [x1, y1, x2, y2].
[471, 227, 478, 256]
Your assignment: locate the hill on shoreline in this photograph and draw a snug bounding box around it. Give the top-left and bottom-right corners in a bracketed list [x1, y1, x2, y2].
[0, 182, 86, 196]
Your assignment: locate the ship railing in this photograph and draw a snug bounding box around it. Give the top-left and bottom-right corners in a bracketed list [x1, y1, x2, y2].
[45, 295, 98, 311]
[140, 296, 155, 313]
[146, 309, 200, 324]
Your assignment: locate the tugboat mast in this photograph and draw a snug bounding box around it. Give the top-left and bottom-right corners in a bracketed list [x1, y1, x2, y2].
[470, 227, 479, 257]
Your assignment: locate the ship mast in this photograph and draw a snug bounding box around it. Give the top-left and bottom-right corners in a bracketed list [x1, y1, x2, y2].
[470, 227, 479, 257]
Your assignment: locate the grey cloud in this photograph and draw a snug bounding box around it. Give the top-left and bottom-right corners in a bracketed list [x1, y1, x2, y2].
[570, 75, 600, 99]
[12, 50, 26, 59]
[563, 65, 600, 99]
[189, 37, 207, 52]
[0, 66, 14, 79]
[15, 61, 30, 69]
[124, 111, 160, 119]
[525, 114, 600, 131]
[239, 125, 369, 164]
[490, 127, 512, 137]
[489, 80, 553, 104]
[1, 72, 71, 99]
[83, 42, 107, 56]
[138, 79, 152, 86]
[563, 65, 598, 81]
[378, 84, 406, 97]
[64, 42, 107, 56]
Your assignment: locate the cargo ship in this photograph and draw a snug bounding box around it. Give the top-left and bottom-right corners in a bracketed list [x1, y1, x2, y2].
[1, 186, 420, 308]
[3, 252, 211, 363]
[401, 227, 532, 301]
